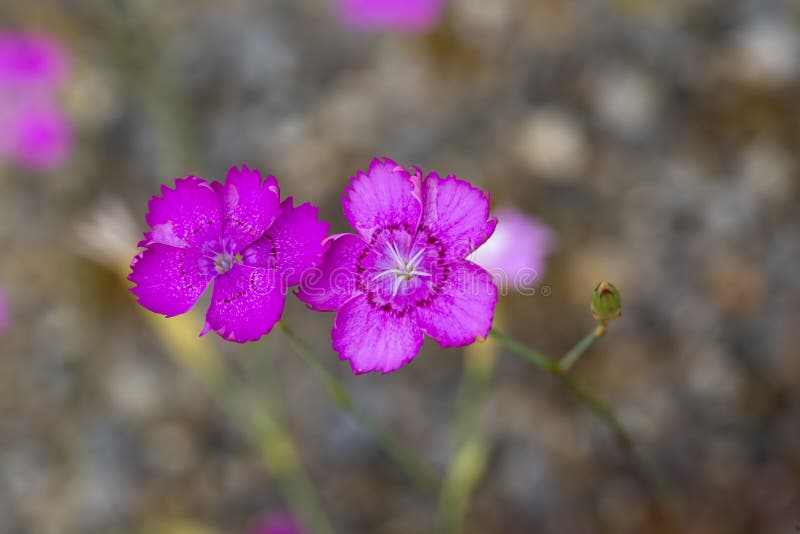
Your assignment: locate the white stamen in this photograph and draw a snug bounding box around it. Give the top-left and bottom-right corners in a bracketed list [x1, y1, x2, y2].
[391, 276, 404, 297]
[406, 247, 427, 269]
[386, 241, 405, 266]
[373, 241, 433, 296]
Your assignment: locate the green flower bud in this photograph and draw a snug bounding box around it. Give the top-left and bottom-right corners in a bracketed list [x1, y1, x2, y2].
[591, 281, 621, 323]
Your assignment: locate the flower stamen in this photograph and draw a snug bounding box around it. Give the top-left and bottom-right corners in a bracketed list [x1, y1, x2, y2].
[213, 251, 243, 275]
[374, 241, 432, 296]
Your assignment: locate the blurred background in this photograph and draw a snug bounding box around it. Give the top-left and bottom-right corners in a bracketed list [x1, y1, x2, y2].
[1, 1, 800, 533]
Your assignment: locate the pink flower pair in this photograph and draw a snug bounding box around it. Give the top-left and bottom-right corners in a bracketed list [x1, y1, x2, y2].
[129, 159, 550, 374]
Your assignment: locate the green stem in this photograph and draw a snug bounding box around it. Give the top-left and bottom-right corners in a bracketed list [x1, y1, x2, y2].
[144, 312, 334, 534]
[279, 322, 439, 492]
[557, 375, 673, 506]
[488, 328, 559, 374]
[436, 339, 498, 534]
[558, 324, 606, 373]
[218, 386, 335, 534]
[488, 328, 679, 527]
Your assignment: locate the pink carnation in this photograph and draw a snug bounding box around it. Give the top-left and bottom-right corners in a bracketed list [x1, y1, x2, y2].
[129, 166, 329, 343]
[298, 158, 498, 374]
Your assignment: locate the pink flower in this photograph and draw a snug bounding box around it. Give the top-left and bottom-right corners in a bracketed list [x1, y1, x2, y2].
[249, 514, 305, 534]
[3, 99, 72, 169]
[129, 166, 329, 343]
[335, 0, 447, 32]
[0, 31, 72, 170]
[0, 32, 68, 88]
[470, 208, 554, 293]
[0, 287, 7, 337]
[297, 158, 498, 374]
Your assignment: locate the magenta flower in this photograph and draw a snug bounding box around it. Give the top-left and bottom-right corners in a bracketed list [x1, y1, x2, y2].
[297, 158, 498, 374]
[0, 31, 72, 170]
[2, 99, 72, 169]
[249, 514, 304, 534]
[129, 166, 329, 343]
[335, 0, 447, 32]
[0, 32, 68, 88]
[470, 207, 554, 293]
[0, 287, 7, 337]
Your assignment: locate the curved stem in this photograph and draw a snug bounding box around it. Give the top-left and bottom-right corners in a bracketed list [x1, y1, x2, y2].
[278, 322, 439, 492]
[488, 328, 559, 374]
[557, 375, 674, 509]
[489, 328, 560, 375]
[146, 312, 335, 534]
[558, 324, 606, 373]
[488, 327, 679, 528]
[436, 338, 497, 534]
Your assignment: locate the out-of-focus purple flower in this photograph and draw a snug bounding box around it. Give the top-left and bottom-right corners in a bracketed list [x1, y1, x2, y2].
[3, 100, 73, 169]
[470, 208, 554, 293]
[335, 0, 447, 32]
[0, 32, 68, 88]
[0, 287, 7, 337]
[0, 31, 72, 170]
[249, 513, 305, 534]
[297, 158, 498, 374]
[129, 166, 329, 343]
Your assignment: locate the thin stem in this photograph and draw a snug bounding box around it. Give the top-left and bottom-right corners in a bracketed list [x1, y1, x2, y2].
[558, 324, 606, 373]
[144, 312, 335, 534]
[219, 388, 335, 534]
[436, 337, 498, 534]
[557, 375, 674, 508]
[488, 327, 559, 374]
[488, 328, 679, 528]
[278, 322, 439, 492]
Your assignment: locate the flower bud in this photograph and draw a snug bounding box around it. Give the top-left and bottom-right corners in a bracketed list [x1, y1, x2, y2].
[591, 281, 621, 322]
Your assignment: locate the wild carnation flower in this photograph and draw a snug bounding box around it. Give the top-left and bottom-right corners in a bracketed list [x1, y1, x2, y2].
[0, 31, 72, 170]
[297, 158, 498, 374]
[129, 166, 328, 343]
[470, 207, 554, 293]
[335, 0, 447, 32]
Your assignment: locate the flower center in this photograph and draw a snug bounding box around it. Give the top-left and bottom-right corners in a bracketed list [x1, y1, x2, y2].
[373, 241, 431, 297]
[214, 252, 242, 275]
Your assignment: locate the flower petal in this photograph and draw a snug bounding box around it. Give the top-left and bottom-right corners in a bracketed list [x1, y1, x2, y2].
[295, 233, 370, 312]
[342, 157, 422, 242]
[201, 264, 284, 343]
[470, 208, 554, 292]
[128, 244, 213, 317]
[416, 260, 497, 347]
[332, 294, 424, 374]
[420, 173, 497, 261]
[241, 198, 329, 287]
[144, 177, 222, 249]
[213, 165, 281, 253]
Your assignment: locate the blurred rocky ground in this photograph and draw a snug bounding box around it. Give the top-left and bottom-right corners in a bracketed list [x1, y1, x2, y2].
[0, 0, 799, 533]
